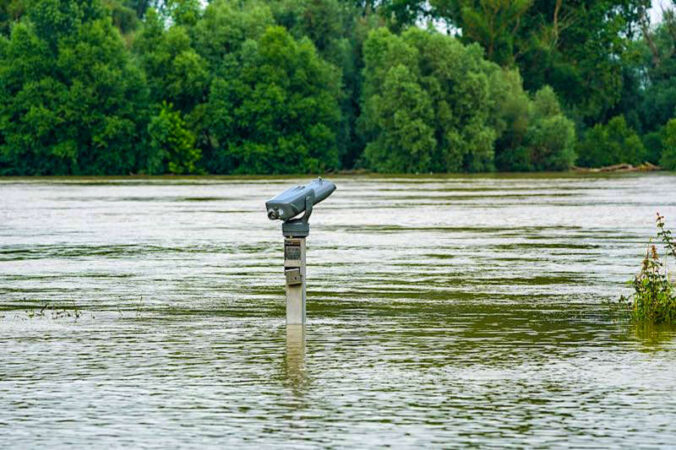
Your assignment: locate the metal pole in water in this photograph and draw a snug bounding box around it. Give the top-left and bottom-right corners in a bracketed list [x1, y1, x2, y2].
[265, 178, 336, 325]
[284, 236, 306, 325]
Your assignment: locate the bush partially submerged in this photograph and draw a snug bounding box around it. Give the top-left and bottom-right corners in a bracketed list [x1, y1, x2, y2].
[623, 213, 676, 324]
[576, 115, 647, 168]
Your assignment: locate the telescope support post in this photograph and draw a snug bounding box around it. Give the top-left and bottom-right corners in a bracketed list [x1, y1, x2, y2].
[284, 236, 306, 325]
[267, 179, 334, 325]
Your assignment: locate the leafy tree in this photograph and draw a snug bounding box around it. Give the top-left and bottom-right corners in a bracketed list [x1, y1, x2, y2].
[362, 64, 436, 172]
[270, 0, 375, 167]
[167, 0, 202, 26]
[104, 0, 139, 34]
[204, 25, 341, 174]
[492, 76, 575, 171]
[380, 0, 429, 31]
[527, 87, 576, 170]
[620, 16, 676, 136]
[272, 0, 346, 53]
[192, 0, 275, 69]
[642, 131, 664, 164]
[0, 0, 148, 175]
[430, 0, 651, 126]
[660, 118, 676, 170]
[134, 8, 208, 113]
[457, 0, 531, 66]
[490, 69, 531, 170]
[0, 0, 26, 36]
[339, 0, 428, 31]
[0, 0, 668, 176]
[123, 0, 158, 18]
[576, 115, 647, 167]
[360, 27, 497, 172]
[147, 102, 200, 174]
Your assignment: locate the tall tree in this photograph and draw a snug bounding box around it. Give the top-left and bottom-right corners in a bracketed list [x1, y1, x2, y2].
[360, 27, 497, 172]
[204, 25, 342, 173]
[134, 7, 208, 113]
[430, 0, 651, 125]
[0, 0, 26, 36]
[271, 0, 383, 167]
[458, 0, 531, 66]
[492, 71, 576, 171]
[0, 0, 148, 175]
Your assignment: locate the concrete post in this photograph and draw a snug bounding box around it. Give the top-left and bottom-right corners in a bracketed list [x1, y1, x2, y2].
[284, 237, 306, 325]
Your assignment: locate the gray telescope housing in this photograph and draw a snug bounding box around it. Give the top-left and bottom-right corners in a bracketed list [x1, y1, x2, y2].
[266, 178, 336, 237]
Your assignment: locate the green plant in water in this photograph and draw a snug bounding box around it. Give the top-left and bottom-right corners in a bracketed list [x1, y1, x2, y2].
[656, 212, 676, 259]
[624, 213, 676, 324]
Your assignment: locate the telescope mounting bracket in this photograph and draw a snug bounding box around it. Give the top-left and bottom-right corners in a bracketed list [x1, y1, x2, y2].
[281, 193, 314, 238]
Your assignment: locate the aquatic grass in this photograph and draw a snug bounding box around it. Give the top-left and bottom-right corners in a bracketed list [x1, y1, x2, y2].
[622, 213, 676, 324]
[24, 303, 82, 320]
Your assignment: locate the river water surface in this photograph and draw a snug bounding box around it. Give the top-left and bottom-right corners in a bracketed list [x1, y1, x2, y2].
[1, 174, 676, 448]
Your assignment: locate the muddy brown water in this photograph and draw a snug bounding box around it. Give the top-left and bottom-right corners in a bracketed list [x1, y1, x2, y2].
[1, 174, 675, 448]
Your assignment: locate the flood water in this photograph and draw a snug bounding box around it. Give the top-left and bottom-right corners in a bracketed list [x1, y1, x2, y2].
[1, 174, 676, 448]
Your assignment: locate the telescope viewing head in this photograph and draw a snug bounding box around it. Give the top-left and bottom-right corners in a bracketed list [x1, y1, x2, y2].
[265, 178, 336, 237]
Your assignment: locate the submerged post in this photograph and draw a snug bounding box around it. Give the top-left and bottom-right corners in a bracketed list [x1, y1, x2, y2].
[266, 178, 336, 325]
[283, 236, 306, 324]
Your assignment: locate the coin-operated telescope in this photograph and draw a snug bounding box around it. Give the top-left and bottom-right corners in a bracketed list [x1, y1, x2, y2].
[266, 178, 336, 325]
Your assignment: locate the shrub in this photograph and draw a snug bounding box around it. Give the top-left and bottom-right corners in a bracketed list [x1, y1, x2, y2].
[493, 82, 576, 171]
[527, 114, 576, 171]
[642, 131, 663, 165]
[659, 118, 676, 170]
[576, 115, 647, 167]
[623, 213, 676, 324]
[527, 87, 576, 171]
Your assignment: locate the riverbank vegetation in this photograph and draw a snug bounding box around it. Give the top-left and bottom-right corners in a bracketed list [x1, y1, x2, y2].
[624, 213, 676, 324]
[0, 0, 674, 175]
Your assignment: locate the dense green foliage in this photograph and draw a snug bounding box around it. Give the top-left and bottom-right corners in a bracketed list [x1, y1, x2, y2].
[576, 115, 647, 167]
[360, 27, 497, 172]
[358, 28, 576, 172]
[0, 0, 147, 175]
[624, 213, 676, 324]
[493, 80, 576, 171]
[204, 25, 341, 174]
[660, 119, 676, 170]
[0, 0, 674, 175]
[147, 102, 199, 174]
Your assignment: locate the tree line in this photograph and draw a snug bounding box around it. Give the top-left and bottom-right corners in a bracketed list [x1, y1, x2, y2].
[0, 0, 674, 175]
